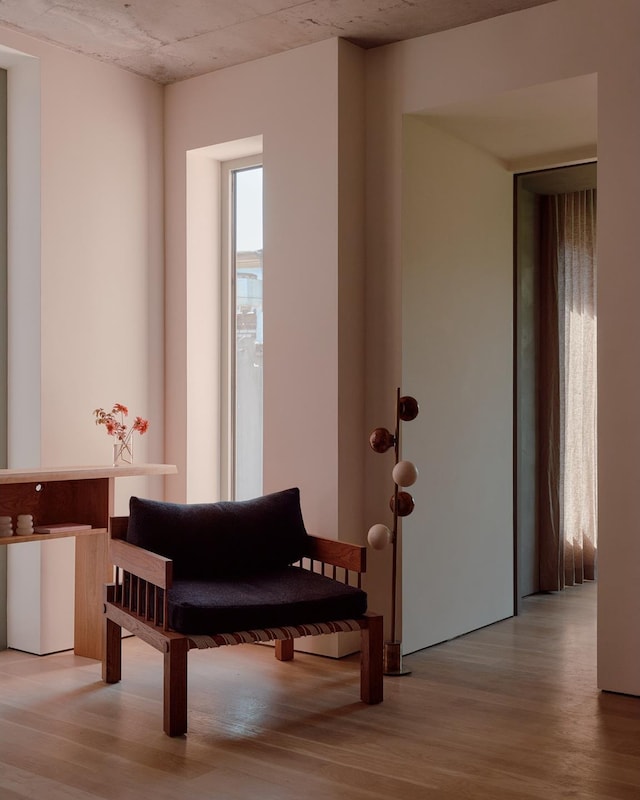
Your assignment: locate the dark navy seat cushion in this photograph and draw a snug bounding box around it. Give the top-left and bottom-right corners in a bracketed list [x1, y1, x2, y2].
[167, 567, 368, 634]
[127, 488, 309, 580]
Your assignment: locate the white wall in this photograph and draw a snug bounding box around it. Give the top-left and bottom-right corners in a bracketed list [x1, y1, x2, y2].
[401, 117, 513, 652]
[364, 0, 640, 693]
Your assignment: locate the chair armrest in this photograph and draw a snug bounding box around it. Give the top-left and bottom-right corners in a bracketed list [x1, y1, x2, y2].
[302, 535, 366, 573]
[109, 538, 173, 589]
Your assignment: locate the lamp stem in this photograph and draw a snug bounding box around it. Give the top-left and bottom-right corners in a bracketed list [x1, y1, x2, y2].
[390, 386, 400, 644]
[383, 387, 411, 675]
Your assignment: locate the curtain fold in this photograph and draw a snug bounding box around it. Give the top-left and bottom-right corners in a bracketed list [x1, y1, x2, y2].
[538, 199, 561, 591]
[538, 189, 597, 591]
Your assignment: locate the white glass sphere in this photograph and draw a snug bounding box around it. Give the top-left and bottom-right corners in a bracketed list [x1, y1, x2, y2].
[392, 460, 418, 487]
[367, 523, 392, 550]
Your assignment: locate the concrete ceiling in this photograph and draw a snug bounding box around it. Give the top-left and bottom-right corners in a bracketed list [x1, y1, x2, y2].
[0, 0, 556, 84]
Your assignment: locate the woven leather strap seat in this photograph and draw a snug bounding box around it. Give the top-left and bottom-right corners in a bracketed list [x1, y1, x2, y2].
[188, 618, 364, 649]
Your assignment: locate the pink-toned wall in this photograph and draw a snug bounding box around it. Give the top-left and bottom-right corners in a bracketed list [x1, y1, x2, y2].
[0, 27, 164, 507]
[0, 27, 164, 652]
[0, 0, 634, 691]
[364, 0, 640, 694]
[164, 39, 366, 547]
[164, 39, 366, 657]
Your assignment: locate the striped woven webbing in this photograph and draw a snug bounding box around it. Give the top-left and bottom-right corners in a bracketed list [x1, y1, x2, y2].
[187, 619, 363, 649]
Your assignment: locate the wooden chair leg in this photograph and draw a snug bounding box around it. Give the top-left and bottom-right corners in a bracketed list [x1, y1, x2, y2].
[360, 613, 383, 704]
[103, 585, 122, 684]
[275, 638, 294, 661]
[164, 638, 189, 736]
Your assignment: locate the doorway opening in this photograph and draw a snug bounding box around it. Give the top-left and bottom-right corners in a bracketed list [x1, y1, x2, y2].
[515, 161, 597, 607]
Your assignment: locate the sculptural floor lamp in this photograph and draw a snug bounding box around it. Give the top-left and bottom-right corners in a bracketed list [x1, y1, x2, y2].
[367, 387, 419, 676]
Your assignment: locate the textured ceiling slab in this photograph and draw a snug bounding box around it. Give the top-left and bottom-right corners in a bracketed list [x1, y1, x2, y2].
[0, 0, 556, 83]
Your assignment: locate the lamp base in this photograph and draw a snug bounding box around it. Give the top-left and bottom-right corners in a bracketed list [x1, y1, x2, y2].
[383, 640, 411, 676]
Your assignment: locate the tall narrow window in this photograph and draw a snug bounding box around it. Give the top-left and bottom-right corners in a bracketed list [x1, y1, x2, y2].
[222, 159, 263, 500]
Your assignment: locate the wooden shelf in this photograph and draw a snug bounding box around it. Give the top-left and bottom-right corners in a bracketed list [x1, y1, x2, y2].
[0, 527, 108, 545]
[0, 463, 177, 660]
[0, 464, 177, 485]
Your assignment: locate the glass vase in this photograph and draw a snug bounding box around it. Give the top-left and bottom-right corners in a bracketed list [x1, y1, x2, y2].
[113, 437, 133, 466]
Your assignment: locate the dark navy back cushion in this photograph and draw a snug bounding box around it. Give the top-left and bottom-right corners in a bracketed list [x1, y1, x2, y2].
[127, 488, 309, 580]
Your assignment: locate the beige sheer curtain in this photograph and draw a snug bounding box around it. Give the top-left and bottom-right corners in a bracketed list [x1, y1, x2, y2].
[539, 189, 597, 591]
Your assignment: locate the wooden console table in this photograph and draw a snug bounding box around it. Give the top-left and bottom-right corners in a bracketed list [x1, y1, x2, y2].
[0, 464, 177, 660]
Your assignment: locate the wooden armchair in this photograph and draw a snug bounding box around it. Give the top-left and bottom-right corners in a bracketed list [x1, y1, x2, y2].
[102, 489, 383, 736]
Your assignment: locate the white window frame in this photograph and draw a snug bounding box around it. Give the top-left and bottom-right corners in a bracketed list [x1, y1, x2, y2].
[220, 154, 263, 500]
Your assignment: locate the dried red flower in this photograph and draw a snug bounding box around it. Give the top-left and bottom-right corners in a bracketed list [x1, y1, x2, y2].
[94, 403, 149, 444]
[133, 416, 149, 435]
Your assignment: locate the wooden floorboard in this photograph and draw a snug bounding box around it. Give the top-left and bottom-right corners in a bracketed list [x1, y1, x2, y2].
[0, 582, 639, 798]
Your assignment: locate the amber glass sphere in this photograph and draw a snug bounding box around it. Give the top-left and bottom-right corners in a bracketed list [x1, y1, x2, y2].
[389, 491, 415, 517]
[398, 395, 419, 421]
[369, 427, 396, 453]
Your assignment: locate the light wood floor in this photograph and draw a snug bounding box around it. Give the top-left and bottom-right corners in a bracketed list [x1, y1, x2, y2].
[0, 582, 638, 799]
